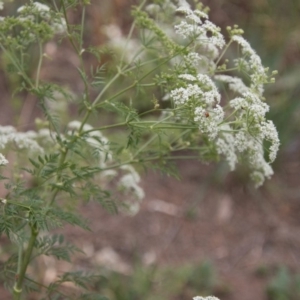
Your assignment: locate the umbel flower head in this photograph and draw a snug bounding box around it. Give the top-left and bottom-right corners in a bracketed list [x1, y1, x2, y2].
[142, 0, 280, 187]
[193, 296, 220, 300]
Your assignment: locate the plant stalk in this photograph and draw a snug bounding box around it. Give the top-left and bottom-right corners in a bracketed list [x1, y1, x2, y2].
[13, 223, 39, 300]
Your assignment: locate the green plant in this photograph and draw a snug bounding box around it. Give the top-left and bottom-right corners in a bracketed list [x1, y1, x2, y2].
[160, 260, 220, 299]
[97, 260, 220, 300]
[0, 0, 279, 298]
[267, 266, 300, 300]
[267, 266, 291, 300]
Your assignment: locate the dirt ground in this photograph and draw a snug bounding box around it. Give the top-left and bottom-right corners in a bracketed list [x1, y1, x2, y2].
[69, 156, 300, 300]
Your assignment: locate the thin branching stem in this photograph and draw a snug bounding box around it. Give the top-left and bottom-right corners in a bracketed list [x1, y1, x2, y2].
[13, 223, 39, 300]
[35, 41, 43, 89]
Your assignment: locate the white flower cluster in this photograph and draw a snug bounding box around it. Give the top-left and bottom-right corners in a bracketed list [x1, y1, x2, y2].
[232, 35, 268, 95]
[170, 73, 224, 139]
[0, 153, 8, 166]
[17, 1, 66, 35]
[0, 125, 44, 154]
[193, 296, 220, 300]
[230, 91, 279, 161]
[194, 105, 224, 140]
[119, 164, 145, 198]
[214, 88, 279, 186]
[165, 3, 279, 187]
[174, 4, 225, 54]
[118, 164, 145, 215]
[183, 52, 203, 68]
[214, 75, 249, 95]
[18, 1, 50, 14]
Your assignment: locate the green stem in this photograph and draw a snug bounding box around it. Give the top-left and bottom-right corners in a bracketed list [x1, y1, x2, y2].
[215, 67, 238, 73]
[78, 110, 91, 132]
[60, 0, 90, 101]
[215, 39, 233, 66]
[79, 5, 86, 51]
[128, 121, 198, 130]
[133, 134, 157, 158]
[48, 109, 92, 207]
[83, 121, 127, 134]
[94, 56, 174, 108]
[120, 0, 147, 66]
[93, 71, 122, 106]
[16, 244, 23, 277]
[4, 200, 31, 210]
[35, 41, 43, 89]
[49, 147, 68, 206]
[6, 270, 70, 299]
[137, 83, 156, 87]
[96, 80, 138, 106]
[123, 56, 167, 74]
[13, 223, 39, 300]
[150, 112, 175, 128]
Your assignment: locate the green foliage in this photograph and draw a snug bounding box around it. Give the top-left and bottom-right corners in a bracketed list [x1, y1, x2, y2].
[43, 271, 108, 299]
[35, 234, 83, 262]
[0, 0, 280, 298]
[266, 266, 300, 300]
[96, 260, 221, 300]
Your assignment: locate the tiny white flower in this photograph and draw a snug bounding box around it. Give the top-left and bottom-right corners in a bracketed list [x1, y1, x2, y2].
[193, 296, 220, 300]
[119, 173, 145, 200]
[216, 125, 237, 171]
[232, 35, 267, 95]
[52, 17, 67, 34]
[177, 0, 191, 9]
[184, 52, 203, 67]
[178, 74, 196, 81]
[0, 153, 8, 166]
[17, 2, 50, 14]
[100, 170, 118, 178]
[119, 165, 145, 201]
[194, 10, 209, 20]
[33, 2, 50, 12]
[17, 5, 26, 13]
[170, 87, 190, 105]
[194, 104, 224, 140]
[260, 120, 280, 162]
[0, 198, 7, 204]
[214, 75, 249, 95]
[120, 165, 141, 182]
[0, 126, 16, 135]
[201, 20, 225, 49]
[175, 21, 201, 39]
[67, 120, 82, 130]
